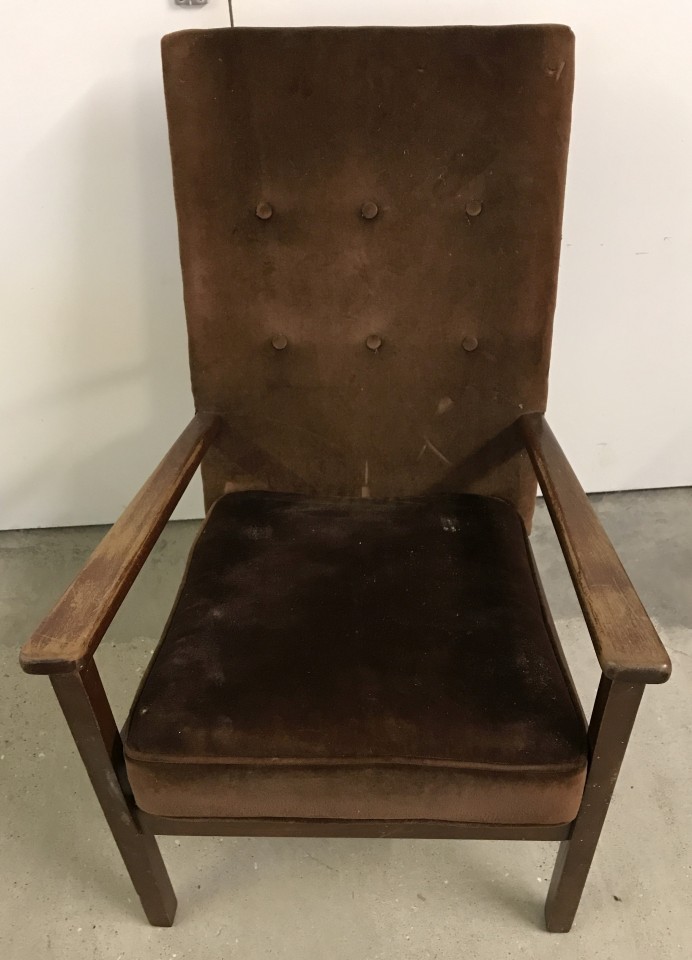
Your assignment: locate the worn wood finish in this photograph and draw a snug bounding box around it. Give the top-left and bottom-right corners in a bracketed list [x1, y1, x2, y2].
[545, 677, 644, 932]
[51, 662, 177, 926]
[520, 413, 671, 683]
[20, 412, 220, 674]
[137, 812, 571, 841]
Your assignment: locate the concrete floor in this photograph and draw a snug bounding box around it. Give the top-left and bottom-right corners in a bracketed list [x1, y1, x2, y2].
[1, 488, 690, 959]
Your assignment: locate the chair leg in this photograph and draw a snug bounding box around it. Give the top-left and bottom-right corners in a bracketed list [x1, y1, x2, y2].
[545, 676, 644, 932]
[51, 661, 177, 926]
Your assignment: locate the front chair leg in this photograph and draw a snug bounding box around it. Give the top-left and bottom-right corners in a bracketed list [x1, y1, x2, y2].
[545, 676, 644, 932]
[51, 660, 177, 926]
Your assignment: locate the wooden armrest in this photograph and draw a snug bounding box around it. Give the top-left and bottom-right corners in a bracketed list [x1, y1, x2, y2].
[520, 413, 671, 684]
[20, 412, 220, 675]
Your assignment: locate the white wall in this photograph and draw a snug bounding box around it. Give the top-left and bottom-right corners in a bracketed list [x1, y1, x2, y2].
[0, 1, 230, 530]
[2, 1, 691, 529]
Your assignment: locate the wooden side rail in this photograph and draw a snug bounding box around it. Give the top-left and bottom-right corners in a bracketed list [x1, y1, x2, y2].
[520, 413, 671, 684]
[20, 412, 220, 674]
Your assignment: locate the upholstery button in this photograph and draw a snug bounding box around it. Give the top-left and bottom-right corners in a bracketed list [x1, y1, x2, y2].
[255, 201, 273, 220]
[366, 334, 382, 351]
[271, 334, 288, 351]
[462, 336, 479, 352]
[465, 200, 483, 217]
[361, 201, 379, 220]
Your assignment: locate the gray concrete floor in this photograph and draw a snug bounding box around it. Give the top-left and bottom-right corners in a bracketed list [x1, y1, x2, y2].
[1, 489, 690, 959]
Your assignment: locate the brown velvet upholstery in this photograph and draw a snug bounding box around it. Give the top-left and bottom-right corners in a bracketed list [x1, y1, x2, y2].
[161, 25, 575, 526]
[124, 492, 587, 823]
[127, 25, 585, 827]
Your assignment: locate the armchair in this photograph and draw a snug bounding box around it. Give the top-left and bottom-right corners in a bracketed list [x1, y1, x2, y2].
[21, 25, 670, 933]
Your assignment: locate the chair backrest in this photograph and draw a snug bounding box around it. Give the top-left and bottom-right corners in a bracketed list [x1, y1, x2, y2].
[162, 25, 574, 524]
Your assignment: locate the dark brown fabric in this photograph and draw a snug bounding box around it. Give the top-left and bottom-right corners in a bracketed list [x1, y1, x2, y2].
[161, 26, 575, 525]
[124, 492, 587, 823]
[126, 761, 586, 824]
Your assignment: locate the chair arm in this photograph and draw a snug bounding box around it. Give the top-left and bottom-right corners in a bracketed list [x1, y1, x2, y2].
[20, 412, 221, 675]
[519, 413, 671, 684]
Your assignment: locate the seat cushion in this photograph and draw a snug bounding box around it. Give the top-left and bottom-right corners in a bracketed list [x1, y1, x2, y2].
[124, 492, 587, 824]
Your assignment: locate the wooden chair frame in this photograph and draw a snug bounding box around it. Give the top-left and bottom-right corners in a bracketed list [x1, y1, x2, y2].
[20, 411, 671, 931]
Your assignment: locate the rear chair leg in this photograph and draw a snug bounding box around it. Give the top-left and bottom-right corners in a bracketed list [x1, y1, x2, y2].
[545, 676, 644, 932]
[51, 660, 177, 926]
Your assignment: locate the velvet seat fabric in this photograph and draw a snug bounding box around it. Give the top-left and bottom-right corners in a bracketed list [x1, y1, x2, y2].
[124, 492, 587, 824]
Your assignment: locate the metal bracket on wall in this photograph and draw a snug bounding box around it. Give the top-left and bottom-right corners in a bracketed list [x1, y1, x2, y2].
[173, 0, 234, 24]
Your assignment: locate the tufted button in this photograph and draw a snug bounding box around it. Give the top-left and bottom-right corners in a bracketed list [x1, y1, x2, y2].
[465, 199, 483, 217]
[462, 336, 479, 352]
[366, 334, 382, 352]
[361, 201, 379, 220]
[255, 201, 273, 220]
[271, 334, 288, 351]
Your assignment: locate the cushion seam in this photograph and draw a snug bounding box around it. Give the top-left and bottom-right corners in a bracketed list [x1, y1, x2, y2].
[123, 747, 586, 773]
